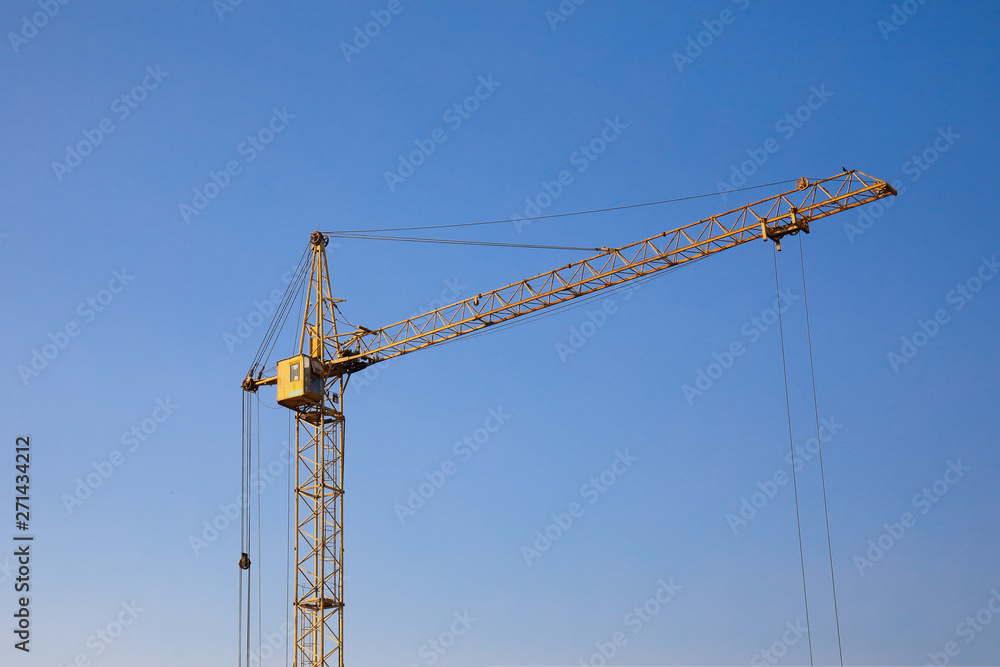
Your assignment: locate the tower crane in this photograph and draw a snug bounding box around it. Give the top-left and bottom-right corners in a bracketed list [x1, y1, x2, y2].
[240, 170, 897, 667]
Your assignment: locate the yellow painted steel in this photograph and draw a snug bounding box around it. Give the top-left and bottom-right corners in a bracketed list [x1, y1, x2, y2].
[246, 171, 896, 667]
[327, 170, 896, 374]
[276, 354, 324, 409]
[287, 234, 346, 667]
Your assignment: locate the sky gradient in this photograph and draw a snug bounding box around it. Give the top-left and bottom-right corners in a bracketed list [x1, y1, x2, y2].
[1, 1, 998, 666]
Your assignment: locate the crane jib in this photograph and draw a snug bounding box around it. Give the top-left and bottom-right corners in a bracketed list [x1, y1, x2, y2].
[239, 168, 896, 667]
[325, 171, 895, 372]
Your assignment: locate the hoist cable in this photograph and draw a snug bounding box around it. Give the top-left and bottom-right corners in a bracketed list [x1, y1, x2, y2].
[245, 394, 252, 667]
[798, 237, 845, 667]
[257, 399, 263, 666]
[325, 178, 803, 234]
[325, 231, 598, 251]
[286, 409, 292, 667]
[261, 255, 312, 369]
[773, 244, 815, 667]
[238, 392, 245, 667]
[253, 248, 312, 374]
[251, 246, 309, 373]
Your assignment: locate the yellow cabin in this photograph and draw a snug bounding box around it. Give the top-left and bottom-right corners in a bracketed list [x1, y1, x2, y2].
[276, 355, 324, 408]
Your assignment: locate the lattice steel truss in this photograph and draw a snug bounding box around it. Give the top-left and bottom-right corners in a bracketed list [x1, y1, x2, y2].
[328, 171, 896, 373]
[244, 171, 896, 667]
[293, 233, 345, 667]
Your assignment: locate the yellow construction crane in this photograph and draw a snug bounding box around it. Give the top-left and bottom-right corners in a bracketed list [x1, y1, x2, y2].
[240, 170, 896, 667]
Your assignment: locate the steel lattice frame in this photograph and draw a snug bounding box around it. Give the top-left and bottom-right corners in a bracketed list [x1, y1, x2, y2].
[293, 238, 346, 667]
[329, 171, 896, 372]
[246, 171, 896, 667]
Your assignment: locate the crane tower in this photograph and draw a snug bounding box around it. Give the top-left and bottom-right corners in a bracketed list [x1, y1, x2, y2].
[242, 170, 897, 666]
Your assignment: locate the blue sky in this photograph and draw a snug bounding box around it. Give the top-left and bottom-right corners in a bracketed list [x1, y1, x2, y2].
[1, 1, 998, 666]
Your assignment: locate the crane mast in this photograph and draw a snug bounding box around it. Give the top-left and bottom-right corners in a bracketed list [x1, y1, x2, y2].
[242, 170, 896, 667]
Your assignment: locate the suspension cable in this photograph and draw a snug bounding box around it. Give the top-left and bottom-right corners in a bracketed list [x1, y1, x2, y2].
[286, 409, 292, 667]
[251, 245, 311, 374]
[257, 397, 263, 665]
[260, 257, 312, 372]
[325, 178, 802, 233]
[773, 244, 815, 667]
[324, 231, 599, 251]
[238, 393, 245, 667]
[245, 393, 252, 667]
[798, 237, 845, 667]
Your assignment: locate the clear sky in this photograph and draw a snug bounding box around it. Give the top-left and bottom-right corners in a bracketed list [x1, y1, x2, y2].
[1, 1, 998, 666]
